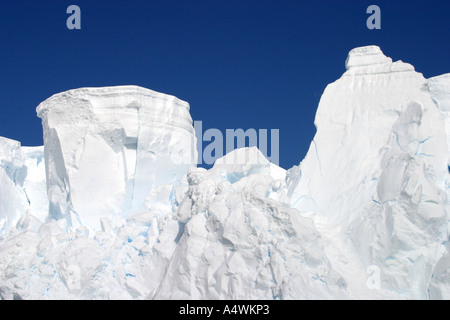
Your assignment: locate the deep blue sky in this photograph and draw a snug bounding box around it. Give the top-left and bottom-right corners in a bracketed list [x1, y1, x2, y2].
[1, 0, 449, 169]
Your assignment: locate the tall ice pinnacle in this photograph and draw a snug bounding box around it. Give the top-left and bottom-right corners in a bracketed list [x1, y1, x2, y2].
[37, 86, 197, 230]
[288, 45, 448, 298]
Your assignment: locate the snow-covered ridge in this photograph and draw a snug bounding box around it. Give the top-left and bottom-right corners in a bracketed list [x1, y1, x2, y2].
[0, 46, 449, 300]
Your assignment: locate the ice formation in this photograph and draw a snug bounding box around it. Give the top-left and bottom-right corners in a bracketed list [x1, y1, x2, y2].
[0, 139, 48, 233]
[0, 46, 449, 300]
[36, 86, 196, 230]
[289, 46, 449, 299]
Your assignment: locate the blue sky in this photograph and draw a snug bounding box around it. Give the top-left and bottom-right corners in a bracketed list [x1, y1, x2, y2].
[1, 0, 449, 169]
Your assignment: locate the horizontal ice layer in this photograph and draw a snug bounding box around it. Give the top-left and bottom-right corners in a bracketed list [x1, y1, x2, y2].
[0, 138, 48, 234]
[345, 46, 392, 69]
[37, 86, 197, 230]
[345, 45, 415, 75]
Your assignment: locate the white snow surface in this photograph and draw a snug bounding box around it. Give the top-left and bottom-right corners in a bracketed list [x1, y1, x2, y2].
[0, 46, 449, 300]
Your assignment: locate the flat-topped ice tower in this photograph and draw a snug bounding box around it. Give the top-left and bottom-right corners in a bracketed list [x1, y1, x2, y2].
[37, 86, 197, 230]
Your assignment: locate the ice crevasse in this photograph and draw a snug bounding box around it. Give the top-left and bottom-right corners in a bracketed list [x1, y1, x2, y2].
[0, 45, 449, 300]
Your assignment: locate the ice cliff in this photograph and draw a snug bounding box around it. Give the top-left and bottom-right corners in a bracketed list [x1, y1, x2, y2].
[0, 46, 449, 300]
[36, 86, 196, 230]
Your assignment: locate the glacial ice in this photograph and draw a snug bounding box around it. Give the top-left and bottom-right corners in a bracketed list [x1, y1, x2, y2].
[36, 86, 197, 231]
[0, 46, 449, 300]
[0, 138, 47, 234]
[289, 45, 449, 298]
